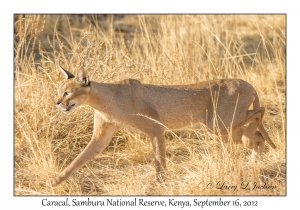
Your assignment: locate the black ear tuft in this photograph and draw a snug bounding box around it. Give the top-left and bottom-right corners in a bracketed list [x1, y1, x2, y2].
[58, 63, 75, 80]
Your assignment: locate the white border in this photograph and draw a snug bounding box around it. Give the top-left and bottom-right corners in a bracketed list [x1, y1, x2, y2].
[2, 0, 297, 209]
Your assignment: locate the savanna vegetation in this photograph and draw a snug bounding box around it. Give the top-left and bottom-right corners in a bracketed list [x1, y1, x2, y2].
[14, 14, 285, 195]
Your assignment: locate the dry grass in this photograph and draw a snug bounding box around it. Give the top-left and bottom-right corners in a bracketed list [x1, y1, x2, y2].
[14, 14, 286, 196]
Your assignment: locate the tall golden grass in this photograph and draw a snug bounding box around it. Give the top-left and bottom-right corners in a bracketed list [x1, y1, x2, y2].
[14, 14, 286, 195]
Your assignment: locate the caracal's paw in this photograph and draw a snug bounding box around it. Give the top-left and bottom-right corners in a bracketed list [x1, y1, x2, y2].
[156, 170, 168, 183]
[46, 177, 60, 187]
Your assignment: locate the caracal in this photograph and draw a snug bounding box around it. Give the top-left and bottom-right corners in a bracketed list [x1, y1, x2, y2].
[47, 64, 276, 187]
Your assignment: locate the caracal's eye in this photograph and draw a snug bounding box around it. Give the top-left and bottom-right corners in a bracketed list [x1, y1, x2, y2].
[63, 91, 71, 97]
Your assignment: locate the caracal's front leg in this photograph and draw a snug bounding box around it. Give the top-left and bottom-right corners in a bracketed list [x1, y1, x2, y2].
[47, 112, 119, 187]
[149, 128, 167, 182]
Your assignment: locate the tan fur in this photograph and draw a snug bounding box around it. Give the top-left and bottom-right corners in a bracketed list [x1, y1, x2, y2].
[46, 65, 276, 187]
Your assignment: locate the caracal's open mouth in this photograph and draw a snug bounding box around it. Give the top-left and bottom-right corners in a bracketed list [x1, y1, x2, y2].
[62, 103, 76, 113]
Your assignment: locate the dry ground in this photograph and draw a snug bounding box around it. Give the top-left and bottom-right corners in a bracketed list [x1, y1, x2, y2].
[14, 14, 286, 195]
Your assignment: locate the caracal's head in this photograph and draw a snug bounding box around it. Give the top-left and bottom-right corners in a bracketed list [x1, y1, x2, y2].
[56, 64, 90, 113]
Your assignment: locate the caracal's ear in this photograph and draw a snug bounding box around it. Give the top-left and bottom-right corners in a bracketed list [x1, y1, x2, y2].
[58, 62, 75, 80]
[76, 66, 90, 86]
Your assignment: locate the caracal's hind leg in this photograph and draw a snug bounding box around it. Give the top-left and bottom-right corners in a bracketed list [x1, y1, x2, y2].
[47, 112, 119, 187]
[249, 131, 265, 161]
[241, 107, 265, 161]
[222, 126, 265, 161]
